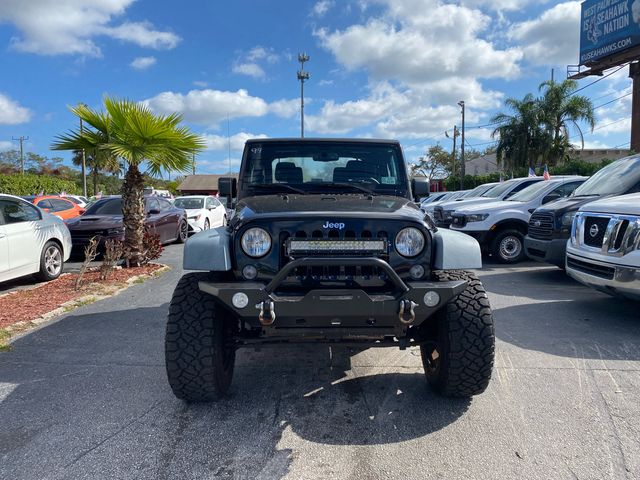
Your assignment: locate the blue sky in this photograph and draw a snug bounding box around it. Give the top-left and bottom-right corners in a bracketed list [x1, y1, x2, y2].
[0, 0, 634, 175]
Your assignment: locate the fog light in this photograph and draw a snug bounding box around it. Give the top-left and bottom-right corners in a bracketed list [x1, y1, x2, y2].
[409, 265, 425, 279]
[232, 292, 249, 309]
[424, 291, 440, 307]
[242, 265, 258, 280]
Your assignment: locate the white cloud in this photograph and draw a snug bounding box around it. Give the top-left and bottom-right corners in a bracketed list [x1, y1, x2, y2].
[247, 46, 279, 64]
[143, 88, 269, 126]
[197, 157, 242, 174]
[232, 62, 265, 79]
[0, 93, 31, 124]
[0, 141, 14, 151]
[461, 0, 535, 11]
[130, 56, 156, 70]
[203, 132, 268, 152]
[0, 0, 180, 56]
[312, 0, 334, 17]
[269, 99, 300, 118]
[508, 2, 580, 66]
[103, 21, 180, 50]
[316, 1, 522, 86]
[193, 80, 208, 88]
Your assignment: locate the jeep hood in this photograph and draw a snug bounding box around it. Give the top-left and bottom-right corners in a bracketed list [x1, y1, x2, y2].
[234, 194, 425, 223]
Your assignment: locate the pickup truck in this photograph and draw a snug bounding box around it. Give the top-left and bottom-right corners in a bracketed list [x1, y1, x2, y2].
[566, 192, 640, 300]
[450, 177, 585, 263]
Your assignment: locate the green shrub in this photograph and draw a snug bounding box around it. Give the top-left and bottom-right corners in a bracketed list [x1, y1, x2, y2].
[0, 174, 80, 196]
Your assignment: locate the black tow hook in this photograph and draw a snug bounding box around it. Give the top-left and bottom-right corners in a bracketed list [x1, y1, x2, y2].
[398, 299, 418, 325]
[258, 301, 276, 326]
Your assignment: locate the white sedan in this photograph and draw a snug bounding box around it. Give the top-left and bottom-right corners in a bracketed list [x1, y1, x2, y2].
[173, 195, 227, 233]
[0, 194, 72, 284]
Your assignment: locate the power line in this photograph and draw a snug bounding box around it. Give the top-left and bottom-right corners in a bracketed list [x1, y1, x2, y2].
[405, 132, 447, 148]
[570, 64, 628, 96]
[614, 141, 631, 148]
[591, 117, 628, 132]
[593, 92, 632, 110]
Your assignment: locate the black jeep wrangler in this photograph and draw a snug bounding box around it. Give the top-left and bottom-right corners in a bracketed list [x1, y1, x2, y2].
[165, 138, 495, 401]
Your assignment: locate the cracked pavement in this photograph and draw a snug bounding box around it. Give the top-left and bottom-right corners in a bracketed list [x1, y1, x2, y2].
[1, 245, 639, 479]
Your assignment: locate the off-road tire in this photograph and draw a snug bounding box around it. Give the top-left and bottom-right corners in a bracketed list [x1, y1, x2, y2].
[421, 270, 494, 397]
[491, 229, 526, 264]
[165, 272, 236, 402]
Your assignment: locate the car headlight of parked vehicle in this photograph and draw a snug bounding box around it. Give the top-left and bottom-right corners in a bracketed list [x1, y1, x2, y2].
[561, 211, 577, 228]
[241, 227, 272, 257]
[395, 227, 425, 257]
[188, 214, 201, 220]
[466, 213, 489, 223]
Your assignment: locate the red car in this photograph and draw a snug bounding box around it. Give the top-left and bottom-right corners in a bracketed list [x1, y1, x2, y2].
[29, 195, 85, 220]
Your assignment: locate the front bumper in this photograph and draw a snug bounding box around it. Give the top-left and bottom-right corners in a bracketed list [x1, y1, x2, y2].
[524, 236, 567, 267]
[199, 257, 467, 342]
[566, 252, 640, 300]
[187, 217, 204, 232]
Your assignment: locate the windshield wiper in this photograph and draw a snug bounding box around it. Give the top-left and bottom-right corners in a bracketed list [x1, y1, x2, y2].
[249, 183, 306, 195]
[310, 182, 378, 196]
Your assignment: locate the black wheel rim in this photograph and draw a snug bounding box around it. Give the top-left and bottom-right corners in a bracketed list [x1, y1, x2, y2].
[424, 344, 441, 376]
[179, 221, 188, 240]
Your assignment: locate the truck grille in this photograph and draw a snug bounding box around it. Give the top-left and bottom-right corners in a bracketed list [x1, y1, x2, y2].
[567, 257, 615, 280]
[528, 213, 554, 240]
[583, 216, 610, 248]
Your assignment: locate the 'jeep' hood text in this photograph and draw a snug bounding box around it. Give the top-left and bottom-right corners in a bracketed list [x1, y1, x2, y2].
[234, 194, 426, 224]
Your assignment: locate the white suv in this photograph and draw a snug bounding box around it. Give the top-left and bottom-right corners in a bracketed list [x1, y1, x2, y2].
[566, 193, 640, 300]
[450, 177, 585, 263]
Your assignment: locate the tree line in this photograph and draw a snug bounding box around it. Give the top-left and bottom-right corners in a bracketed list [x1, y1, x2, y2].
[411, 79, 599, 181]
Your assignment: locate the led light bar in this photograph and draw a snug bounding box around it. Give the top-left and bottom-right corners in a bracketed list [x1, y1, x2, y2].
[287, 239, 387, 255]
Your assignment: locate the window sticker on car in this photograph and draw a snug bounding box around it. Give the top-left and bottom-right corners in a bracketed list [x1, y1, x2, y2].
[381, 176, 396, 184]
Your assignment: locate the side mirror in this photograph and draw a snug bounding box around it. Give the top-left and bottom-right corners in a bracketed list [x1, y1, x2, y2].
[218, 177, 237, 198]
[542, 193, 561, 204]
[78, 208, 86, 215]
[43, 208, 50, 213]
[411, 177, 430, 201]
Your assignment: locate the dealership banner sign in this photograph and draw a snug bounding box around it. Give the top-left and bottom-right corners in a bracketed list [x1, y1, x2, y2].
[580, 0, 640, 65]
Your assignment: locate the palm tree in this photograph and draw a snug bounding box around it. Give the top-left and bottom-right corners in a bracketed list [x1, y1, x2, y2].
[53, 96, 205, 265]
[491, 95, 549, 170]
[538, 79, 595, 164]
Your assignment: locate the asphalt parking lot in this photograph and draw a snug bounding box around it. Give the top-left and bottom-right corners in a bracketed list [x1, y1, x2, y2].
[1, 244, 639, 479]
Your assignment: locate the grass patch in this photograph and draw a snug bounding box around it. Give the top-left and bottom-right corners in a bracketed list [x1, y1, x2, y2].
[0, 329, 11, 351]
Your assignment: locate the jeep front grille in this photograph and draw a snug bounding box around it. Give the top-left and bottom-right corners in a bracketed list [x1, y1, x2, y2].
[528, 212, 554, 240]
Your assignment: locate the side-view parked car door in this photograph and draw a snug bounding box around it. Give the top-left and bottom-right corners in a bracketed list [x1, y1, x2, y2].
[0, 199, 41, 274]
[158, 197, 180, 241]
[206, 196, 226, 226]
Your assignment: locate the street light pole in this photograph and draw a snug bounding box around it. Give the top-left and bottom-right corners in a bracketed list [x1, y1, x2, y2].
[458, 101, 465, 190]
[78, 103, 87, 197]
[297, 53, 310, 138]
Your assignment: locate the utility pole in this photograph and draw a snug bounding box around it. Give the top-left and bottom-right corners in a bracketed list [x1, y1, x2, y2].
[77, 103, 88, 197]
[445, 126, 460, 180]
[11, 135, 28, 174]
[458, 101, 466, 190]
[297, 53, 310, 138]
[630, 62, 640, 153]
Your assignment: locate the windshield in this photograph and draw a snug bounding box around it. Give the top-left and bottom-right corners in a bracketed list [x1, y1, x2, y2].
[466, 184, 493, 197]
[174, 198, 204, 209]
[84, 198, 122, 215]
[508, 181, 553, 202]
[238, 141, 408, 198]
[572, 156, 640, 196]
[482, 181, 514, 198]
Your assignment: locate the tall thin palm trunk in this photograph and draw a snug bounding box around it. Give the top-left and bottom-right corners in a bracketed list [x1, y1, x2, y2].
[122, 164, 145, 266]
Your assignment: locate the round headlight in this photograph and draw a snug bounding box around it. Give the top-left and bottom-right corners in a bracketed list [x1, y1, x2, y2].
[241, 227, 272, 257]
[395, 227, 425, 257]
